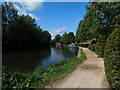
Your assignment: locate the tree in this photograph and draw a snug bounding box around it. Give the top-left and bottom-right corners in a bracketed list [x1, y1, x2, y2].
[60, 32, 75, 44]
[91, 2, 120, 42]
[2, 2, 51, 52]
[2, 2, 18, 31]
[41, 30, 51, 45]
[60, 32, 68, 44]
[54, 34, 61, 43]
[67, 32, 74, 43]
[76, 2, 120, 43]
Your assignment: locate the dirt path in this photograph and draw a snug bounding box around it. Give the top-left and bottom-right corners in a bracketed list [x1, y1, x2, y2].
[51, 48, 110, 88]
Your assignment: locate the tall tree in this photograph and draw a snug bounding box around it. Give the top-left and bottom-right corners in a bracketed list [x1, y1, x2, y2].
[91, 2, 120, 38]
[54, 34, 62, 43]
[76, 2, 120, 43]
[2, 2, 18, 31]
[2, 2, 51, 52]
[60, 32, 68, 44]
[67, 32, 75, 43]
[41, 30, 51, 45]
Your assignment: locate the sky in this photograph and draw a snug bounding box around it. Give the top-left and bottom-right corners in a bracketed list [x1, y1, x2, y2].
[3, 2, 90, 39]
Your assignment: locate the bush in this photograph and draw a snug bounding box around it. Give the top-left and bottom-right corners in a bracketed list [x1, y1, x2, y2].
[80, 44, 89, 48]
[88, 44, 106, 57]
[95, 44, 106, 57]
[104, 29, 120, 89]
[88, 44, 96, 51]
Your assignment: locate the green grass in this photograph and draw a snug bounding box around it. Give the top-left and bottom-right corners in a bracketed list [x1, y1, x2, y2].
[2, 49, 87, 89]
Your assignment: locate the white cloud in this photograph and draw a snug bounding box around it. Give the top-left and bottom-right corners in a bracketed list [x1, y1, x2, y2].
[50, 27, 67, 38]
[2, 0, 90, 2]
[22, 2, 43, 11]
[3, 0, 44, 11]
[28, 13, 40, 21]
[2, 0, 44, 2]
[14, 4, 20, 10]
[13, 3, 41, 21]
[53, 27, 67, 34]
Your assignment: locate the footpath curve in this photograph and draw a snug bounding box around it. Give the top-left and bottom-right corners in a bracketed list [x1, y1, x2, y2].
[51, 47, 110, 88]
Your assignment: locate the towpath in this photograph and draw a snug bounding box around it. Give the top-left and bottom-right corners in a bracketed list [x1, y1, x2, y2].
[51, 48, 110, 88]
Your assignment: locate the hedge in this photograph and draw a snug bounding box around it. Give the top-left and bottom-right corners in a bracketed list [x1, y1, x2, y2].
[88, 44, 96, 51]
[88, 44, 106, 57]
[104, 29, 120, 89]
[80, 44, 89, 48]
[94, 44, 106, 57]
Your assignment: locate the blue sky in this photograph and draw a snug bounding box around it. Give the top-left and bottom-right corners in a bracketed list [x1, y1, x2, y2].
[4, 2, 90, 39]
[36, 2, 89, 39]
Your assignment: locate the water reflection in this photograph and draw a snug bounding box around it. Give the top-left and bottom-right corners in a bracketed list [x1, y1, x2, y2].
[36, 47, 78, 69]
[3, 48, 51, 72]
[3, 47, 78, 72]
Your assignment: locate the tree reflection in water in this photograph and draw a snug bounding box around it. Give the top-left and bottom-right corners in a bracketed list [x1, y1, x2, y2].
[3, 47, 78, 72]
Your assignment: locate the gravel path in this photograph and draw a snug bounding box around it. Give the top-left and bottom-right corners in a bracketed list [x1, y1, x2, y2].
[51, 48, 110, 88]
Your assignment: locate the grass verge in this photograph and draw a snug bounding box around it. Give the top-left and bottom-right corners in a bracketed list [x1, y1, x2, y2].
[2, 49, 87, 89]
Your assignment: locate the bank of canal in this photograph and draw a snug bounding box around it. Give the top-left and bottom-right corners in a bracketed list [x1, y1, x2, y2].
[2, 48, 87, 89]
[3, 47, 78, 72]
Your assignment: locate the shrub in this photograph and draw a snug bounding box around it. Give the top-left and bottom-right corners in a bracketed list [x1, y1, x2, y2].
[104, 29, 120, 89]
[88, 44, 106, 57]
[95, 44, 106, 57]
[88, 44, 96, 51]
[80, 44, 89, 48]
[50, 60, 68, 68]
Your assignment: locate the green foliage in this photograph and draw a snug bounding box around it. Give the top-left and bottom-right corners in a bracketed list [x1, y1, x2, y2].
[76, 2, 120, 43]
[41, 30, 51, 45]
[104, 29, 120, 89]
[53, 34, 62, 43]
[83, 3, 120, 89]
[60, 32, 68, 44]
[88, 44, 106, 57]
[67, 32, 75, 43]
[88, 44, 96, 51]
[94, 44, 106, 57]
[2, 49, 87, 89]
[60, 32, 75, 44]
[76, 4, 100, 42]
[2, 2, 18, 31]
[50, 60, 68, 68]
[2, 3, 51, 52]
[92, 2, 120, 30]
[76, 20, 89, 42]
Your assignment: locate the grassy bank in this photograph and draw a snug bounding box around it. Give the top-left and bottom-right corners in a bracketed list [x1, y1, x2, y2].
[2, 49, 87, 89]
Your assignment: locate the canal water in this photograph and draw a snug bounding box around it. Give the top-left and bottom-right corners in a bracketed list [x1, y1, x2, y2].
[3, 47, 78, 72]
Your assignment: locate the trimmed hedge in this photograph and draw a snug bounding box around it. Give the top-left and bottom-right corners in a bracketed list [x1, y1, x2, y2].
[95, 44, 106, 57]
[88, 44, 96, 51]
[88, 44, 106, 57]
[104, 29, 120, 89]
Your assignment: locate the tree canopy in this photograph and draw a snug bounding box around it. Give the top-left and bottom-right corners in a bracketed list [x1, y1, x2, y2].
[54, 34, 62, 43]
[2, 2, 51, 52]
[76, 2, 120, 43]
[53, 32, 75, 44]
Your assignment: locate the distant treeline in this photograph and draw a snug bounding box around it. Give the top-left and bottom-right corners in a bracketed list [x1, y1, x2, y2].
[2, 3, 51, 52]
[52, 32, 75, 45]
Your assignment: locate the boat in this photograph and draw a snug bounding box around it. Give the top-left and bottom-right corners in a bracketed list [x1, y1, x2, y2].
[55, 42, 62, 48]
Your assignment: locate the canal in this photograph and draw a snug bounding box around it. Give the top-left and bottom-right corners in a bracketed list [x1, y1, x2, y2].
[3, 47, 78, 72]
